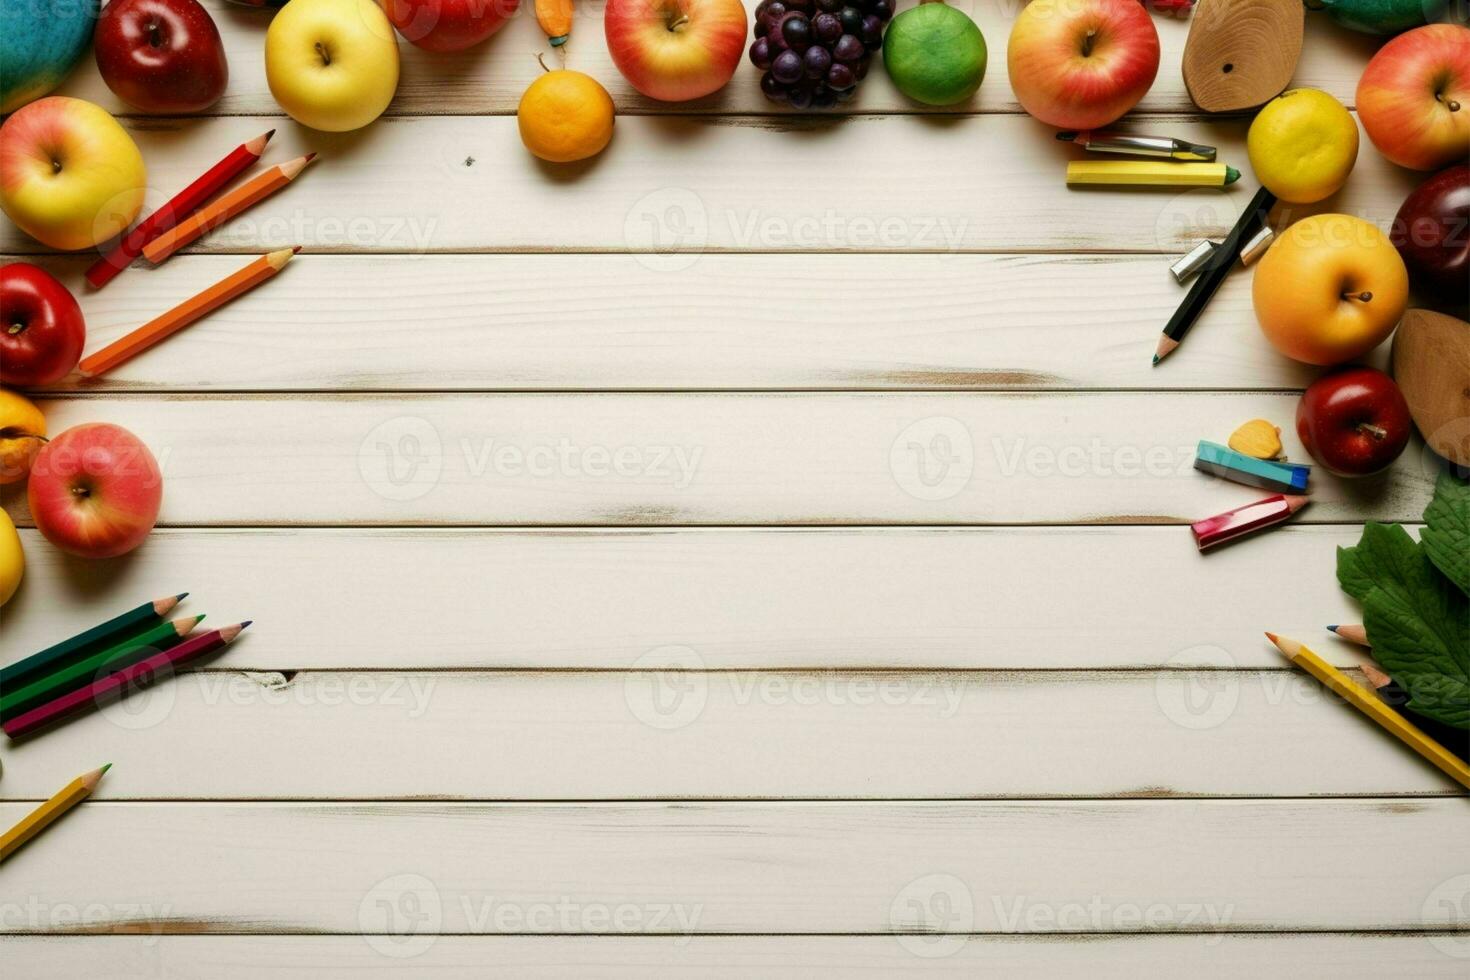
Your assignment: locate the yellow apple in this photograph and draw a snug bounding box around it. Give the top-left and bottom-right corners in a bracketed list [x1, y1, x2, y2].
[1252, 214, 1409, 366]
[266, 0, 401, 133]
[0, 508, 22, 607]
[0, 97, 146, 251]
[0, 388, 46, 485]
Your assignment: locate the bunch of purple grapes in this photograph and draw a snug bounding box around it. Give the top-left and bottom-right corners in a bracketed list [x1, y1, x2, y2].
[749, 0, 892, 108]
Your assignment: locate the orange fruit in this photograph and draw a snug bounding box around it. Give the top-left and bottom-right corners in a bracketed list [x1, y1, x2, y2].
[518, 70, 615, 164]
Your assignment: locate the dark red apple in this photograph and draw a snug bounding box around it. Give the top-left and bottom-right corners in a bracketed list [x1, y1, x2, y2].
[0, 262, 86, 388]
[385, 0, 521, 53]
[1391, 164, 1469, 301]
[95, 0, 229, 113]
[1297, 367, 1413, 477]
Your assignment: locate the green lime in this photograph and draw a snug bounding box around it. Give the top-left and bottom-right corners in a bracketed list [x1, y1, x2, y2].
[882, 2, 987, 107]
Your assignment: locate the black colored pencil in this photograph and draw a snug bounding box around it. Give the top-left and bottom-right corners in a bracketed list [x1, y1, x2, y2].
[0, 594, 187, 690]
[1153, 185, 1276, 364]
[1361, 664, 1470, 765]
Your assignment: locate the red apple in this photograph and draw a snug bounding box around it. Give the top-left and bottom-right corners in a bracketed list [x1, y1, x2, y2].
[28, 423, 163, 559]
[1391, 164, 1469, 300]
[95, 0, 229, 114]
[1357, 24, 1470, 172]
[385, 0, 520, 53]
[1, 262, 85, 387]
[605, 0, 748, 102]
[1006, 0, 1160, 130]
[1297, 367, 1413, 477]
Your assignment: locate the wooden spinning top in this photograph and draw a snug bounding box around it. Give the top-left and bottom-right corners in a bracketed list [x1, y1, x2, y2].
[1183, 0, 1304, 112]
[1391, 309, 1470, 467]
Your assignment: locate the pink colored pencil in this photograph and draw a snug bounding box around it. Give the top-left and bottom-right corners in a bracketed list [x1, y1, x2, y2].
[1192, 494, 1309, 551]
[3, 623, 249, 739]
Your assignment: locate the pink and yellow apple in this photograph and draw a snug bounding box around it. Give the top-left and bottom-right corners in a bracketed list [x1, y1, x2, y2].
[28, 422, 163, 560]
[0, 97, 147, 251]
[1007, 0, 1159, 130]
[604, 0, 748, 102]
[1357, 24, 1470, 171]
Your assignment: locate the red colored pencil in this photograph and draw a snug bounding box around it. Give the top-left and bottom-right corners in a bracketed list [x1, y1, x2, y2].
[1192, 494, 1309, 551]
[2, 623, 250, 739]
[86, 130, 275, 289]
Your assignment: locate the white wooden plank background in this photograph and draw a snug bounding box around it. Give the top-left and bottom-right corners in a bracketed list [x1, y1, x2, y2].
[0, 393, 1437, 526]
[0, 800, 1464, 933]
[6, 934, 1470, 978]
[0, 115, 1419, 256]
[3, 0, 1468, 973]
[11, 253, 1389, 393]
[0, 525, 1423, 670]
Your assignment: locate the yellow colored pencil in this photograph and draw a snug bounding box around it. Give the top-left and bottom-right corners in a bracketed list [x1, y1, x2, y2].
[1267, 633, 1470, 791]
[1066, 161, 1241, 187]
[0, 764, 110, 863]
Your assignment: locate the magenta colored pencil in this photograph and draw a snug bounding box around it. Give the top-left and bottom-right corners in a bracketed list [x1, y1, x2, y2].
[3, 623, 250, 739]
[1192, 494, 1309, 551]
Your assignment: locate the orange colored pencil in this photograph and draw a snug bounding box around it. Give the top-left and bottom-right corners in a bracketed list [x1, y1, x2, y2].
[143, 153, 317, 264]
[79, 248, 301, 378]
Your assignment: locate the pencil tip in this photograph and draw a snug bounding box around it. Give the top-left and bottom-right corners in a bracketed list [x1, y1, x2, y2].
[266, 129, 276, 139]
[304, 152, 317, 162]
[100, 763, 112, 775]
[1263, 631, 1277, 643]
[1151, 354, 1160, 365]
[1326, 625, 1339, 634]
[176, 592, 189, 600]
[241, 621, 253, 630]
[292, 245, 303, 254]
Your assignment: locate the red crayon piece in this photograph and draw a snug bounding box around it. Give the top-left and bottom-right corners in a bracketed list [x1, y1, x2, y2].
[1192, 494, 1309, 551]
[3, 623, 249, 739]
[86, 131, 274, 289]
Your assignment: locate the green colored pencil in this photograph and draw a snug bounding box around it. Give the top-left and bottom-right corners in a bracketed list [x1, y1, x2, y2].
[1, 594, 186, 690]
[0, 616, 203, 722]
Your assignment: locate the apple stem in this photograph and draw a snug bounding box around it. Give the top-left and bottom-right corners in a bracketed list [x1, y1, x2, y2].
[668, 14, 690, 30]
[315, 41, 331, 67]
[1340, 290, 1372, 303]
[7, 322, 23, 335]
[536, 51, 550, 73]
[1357, 423, 1389, 442]
[1081, 29, 1096, 57]
[1437, 92, 1461, 112]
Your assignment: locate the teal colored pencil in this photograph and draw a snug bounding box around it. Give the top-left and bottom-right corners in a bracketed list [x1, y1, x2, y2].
[0, 616, 203, 722]
[1194, 441, 1310, 494]
[1, 594, 187, 691]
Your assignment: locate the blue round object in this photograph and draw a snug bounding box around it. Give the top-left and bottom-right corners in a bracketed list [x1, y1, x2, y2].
[1, 0, 99, 113]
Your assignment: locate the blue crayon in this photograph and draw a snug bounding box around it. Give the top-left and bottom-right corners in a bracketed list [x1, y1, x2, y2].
[1194, 441, 1310, 494]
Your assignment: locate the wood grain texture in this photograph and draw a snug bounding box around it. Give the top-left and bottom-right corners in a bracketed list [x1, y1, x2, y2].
[0, 800, 1463, 934]
[3, 668, 1465, 800]
[11, 253, 1391, 393]
[1391, 310, 1470, 467]
[0, 115, 1417, 256]
[4, 934, 1468, 977]
[1183, 0, 1304, 112]
[0, 393, 1436, 527]
[0, 526, 1407, 671]
[49, 0, 1381, 117]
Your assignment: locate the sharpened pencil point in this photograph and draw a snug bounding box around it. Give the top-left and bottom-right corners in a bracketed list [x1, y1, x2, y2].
[292, 246, 303, 254]
[241, 621, 253, 629]
[304, 152, 317, 163]
[1264, 631, 1278, 644]
[99, 763, 112, 775]
[1327, 625, 1339, 633]
[176, 592, 189, 601]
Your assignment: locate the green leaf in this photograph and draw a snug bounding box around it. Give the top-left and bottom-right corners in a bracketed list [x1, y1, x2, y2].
[1422, 469, 1470, 597]
[1363, 573, 1470, 729]
[1337, 523, 1424, 606]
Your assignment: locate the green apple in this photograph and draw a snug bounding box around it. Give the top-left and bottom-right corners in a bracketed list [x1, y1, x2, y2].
[265, 0, 401, 132]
